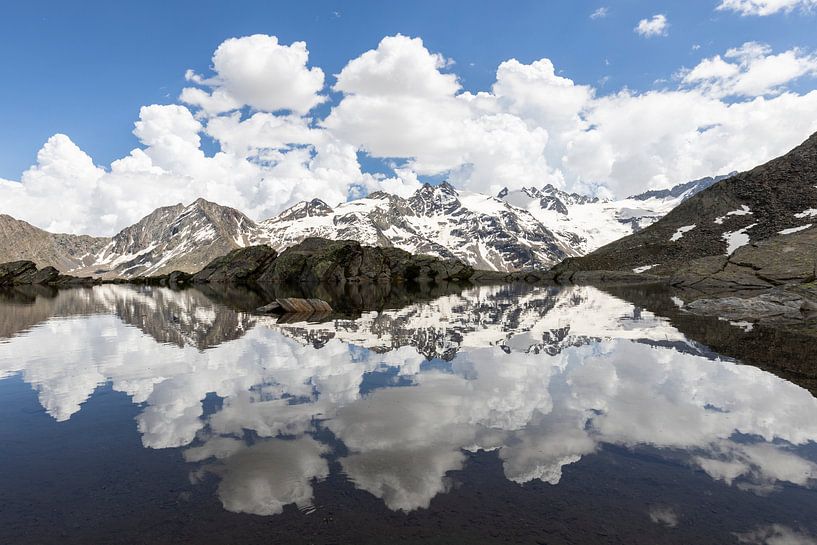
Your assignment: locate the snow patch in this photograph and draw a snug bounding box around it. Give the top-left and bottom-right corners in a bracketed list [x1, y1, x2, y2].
[794, 209, 817, 219]
[723, 223, 756, 255]
[633, 264, 659, 274]
[779, 224, 812, 235]
[670, 225, 696, 242]
[730, 321, 754, 332]
[714, 205, 752, 225]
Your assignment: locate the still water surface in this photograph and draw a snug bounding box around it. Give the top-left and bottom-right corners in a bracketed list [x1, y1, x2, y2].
[0, 284, 815, 544]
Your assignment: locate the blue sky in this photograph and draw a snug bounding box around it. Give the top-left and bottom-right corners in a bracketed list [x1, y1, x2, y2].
[1, 0, 817, 235]
[2, 0, 815, 178]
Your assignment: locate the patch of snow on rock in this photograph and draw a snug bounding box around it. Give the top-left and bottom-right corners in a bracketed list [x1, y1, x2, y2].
[670, 225, 696, 242]
[714, 205, 752, 224]
[779, 224, 812, 235]
[723, 223, 757, 255]
[730, 321, 754, 332]
[794, 209, 817, 219]
[633, 264, 659, 273]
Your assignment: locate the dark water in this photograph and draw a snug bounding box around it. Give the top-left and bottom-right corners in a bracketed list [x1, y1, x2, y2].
[1, 284, 816, 544]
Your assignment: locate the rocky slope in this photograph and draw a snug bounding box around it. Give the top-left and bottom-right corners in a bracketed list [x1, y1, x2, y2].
[0, 214, 107, 270]
[552, 131, 817, 280]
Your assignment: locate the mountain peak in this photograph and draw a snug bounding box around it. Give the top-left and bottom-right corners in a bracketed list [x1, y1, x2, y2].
[272, 198, 334, 223]
[409, 181, 461, 216]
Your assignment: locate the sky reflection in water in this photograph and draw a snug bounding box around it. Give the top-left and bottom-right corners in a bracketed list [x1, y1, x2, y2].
[0, 284, 815, 543]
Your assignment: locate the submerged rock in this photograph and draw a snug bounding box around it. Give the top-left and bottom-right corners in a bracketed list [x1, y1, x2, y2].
[684, 291, 813, 322]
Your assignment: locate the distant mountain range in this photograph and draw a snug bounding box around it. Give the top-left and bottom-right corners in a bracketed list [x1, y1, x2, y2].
[0, 173, 733, 278]
[497, 174, 731, 254]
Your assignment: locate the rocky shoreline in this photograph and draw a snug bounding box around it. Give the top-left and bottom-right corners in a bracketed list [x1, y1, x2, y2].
[1, 237, 517, 289]
[3, 231, 815, 337]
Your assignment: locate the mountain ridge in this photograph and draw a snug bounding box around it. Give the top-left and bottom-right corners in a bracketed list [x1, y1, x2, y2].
[0, 174, 730, 278]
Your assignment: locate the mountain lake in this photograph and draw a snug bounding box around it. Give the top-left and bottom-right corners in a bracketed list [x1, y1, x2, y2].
[1, 283, 816, 544]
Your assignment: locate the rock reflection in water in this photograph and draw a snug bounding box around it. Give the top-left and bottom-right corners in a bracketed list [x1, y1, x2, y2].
[0, 283, 816, 538]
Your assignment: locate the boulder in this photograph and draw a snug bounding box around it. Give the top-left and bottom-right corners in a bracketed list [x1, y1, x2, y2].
[0, 261, 84, 286]
[168, 270, 192, 286]
[684, 292, 805, 322]
[191, 245, 278, 283]
[0, 260, 38, 285]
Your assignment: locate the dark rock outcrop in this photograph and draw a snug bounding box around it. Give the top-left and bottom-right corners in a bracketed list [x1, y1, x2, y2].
[0, 260, 95, 286]
[190, 238, 475, 285]
[130, 270, 193, 287]
[191, 245, 279, 283]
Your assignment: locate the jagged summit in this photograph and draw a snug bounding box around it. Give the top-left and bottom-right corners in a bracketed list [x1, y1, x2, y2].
[274, 199, 334, 223]
[256, 181, 576, 272]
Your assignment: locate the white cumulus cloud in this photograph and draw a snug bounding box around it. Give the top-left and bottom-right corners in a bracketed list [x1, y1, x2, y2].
[181, 34, 326, 115]
[1, 34, 817, 234]
[682, 42, 817, 97]
[635, 14, 669, 37]
[717, 0, 817, 16]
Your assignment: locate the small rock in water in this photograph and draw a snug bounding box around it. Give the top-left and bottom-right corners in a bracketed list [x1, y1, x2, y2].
[256, 298, 333, 314]
[256, 301, 282, 313]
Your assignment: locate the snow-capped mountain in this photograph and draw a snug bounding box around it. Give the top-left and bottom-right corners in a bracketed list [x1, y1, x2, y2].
[73, 198, 259, 278]
[0, 176, 728, 277]
[255, 182, 580, 272]
[497, 174, 732, 254]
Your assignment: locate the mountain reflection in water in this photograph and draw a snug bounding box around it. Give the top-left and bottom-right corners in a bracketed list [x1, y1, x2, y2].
[0, 283, 815, 544]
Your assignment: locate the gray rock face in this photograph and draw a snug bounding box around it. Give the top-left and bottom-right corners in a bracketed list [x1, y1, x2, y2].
[684, 292, 806, 322]
[671, 226, 817, 291]
[84, 198, 261, 278]
[627, 174, 732, 202]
